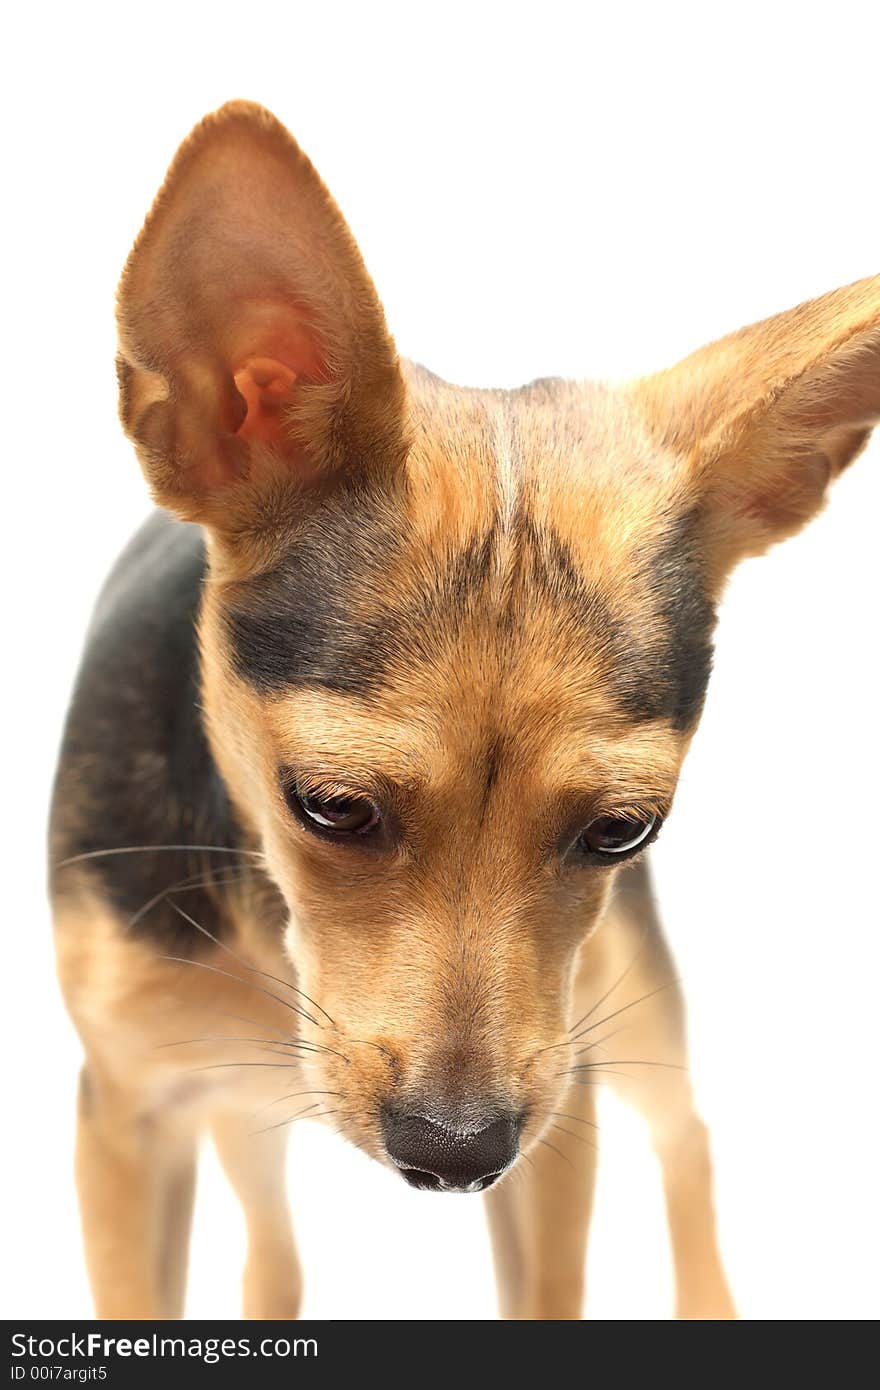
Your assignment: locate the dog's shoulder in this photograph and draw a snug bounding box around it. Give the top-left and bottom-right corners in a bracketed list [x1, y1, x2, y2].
[49, 513, 246, 949]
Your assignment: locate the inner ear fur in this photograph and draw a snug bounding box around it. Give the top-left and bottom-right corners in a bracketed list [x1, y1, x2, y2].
[633, 275, 880, 583]
[115, 101, 406, 538]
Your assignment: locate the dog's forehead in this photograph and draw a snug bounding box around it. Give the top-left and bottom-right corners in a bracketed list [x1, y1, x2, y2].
[262, 682, 686, 803]
[401, 367, 671, 547]
[222, 370, 715, 739]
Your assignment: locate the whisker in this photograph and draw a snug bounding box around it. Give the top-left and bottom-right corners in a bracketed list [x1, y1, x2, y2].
[166, 901, 332, 1028]
[189, 1061, 307, 1072]
[548, 1110, 600, 1132]
[172, 1007, 350, 1066]
[250, 1103, 346, 1137]
[532, 1023, 626, 1061]
[541, 1022, 630, 1058]
[182, 1031, 352, 1065]
[154, 1035, 327, 1055]
[530, 1035, 591, 1060]
[56, 844, 264, 869]
[253, 1089, 345, 1116]
[345, 1038, 395, 1060]
[531, 1133, 576, 1171]
[549, 1122, 597, 1153]
[570, 979, 679, 1045]
[185, 1006, 302, 1044]
[127, 870, 249, 929]
[248, 1100, 321, 1134]
[159, 951, 321, 1033]
[563, 1059, 687, 1073]
[573, 1024, 629, 1058]
[567, 919, 650, 1035]
[164, 900, 329, 1034]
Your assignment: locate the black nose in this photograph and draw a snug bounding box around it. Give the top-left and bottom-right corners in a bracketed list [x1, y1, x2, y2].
[381, 1105, 521, 1192]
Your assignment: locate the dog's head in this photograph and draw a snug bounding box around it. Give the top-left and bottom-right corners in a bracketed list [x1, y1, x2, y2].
[117, 102, 879, 1190]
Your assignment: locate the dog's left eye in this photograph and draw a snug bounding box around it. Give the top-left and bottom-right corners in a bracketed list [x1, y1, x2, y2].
[575, 812, 657, 859]
[288, 786, 381, 837]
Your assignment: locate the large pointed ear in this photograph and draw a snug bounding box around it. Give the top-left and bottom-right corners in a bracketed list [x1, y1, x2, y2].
[632, 276, 880, 588]
[116, 101, 406, 544]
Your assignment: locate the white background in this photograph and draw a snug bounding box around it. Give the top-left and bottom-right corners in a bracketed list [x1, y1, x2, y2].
[3, 2, 879, 1320]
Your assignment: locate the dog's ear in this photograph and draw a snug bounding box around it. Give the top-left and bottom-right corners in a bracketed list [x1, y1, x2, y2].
[116, 101, 405, 546]
[633, 276, 880, 588]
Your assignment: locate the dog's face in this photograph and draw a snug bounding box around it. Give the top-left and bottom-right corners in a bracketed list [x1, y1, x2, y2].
[117, 102, 879, 1186]
[195, 374, 710, 1172]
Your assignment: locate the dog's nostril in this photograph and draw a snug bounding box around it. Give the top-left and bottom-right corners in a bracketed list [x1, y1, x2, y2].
[381, 1104, 521, 1194]
[473, 1170, 504, 1192]
[397, 1165, 502, 1193]
[398, 1167, 442, 1191]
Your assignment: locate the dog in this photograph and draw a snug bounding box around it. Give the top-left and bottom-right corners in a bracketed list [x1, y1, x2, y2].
[49, 100, 879, 1321]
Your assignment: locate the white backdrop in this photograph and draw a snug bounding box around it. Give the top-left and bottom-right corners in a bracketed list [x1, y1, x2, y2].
[3, 1, 878, 1320]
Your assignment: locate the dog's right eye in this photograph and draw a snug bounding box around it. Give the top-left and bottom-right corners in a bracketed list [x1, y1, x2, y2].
[286, 784, 381, 838]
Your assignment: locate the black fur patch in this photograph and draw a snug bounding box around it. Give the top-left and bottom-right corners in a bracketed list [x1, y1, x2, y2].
[225, 498, 714, 731]
[224, 489, 407, 696]
[224, 500, 618, 698]
[49, 513, 279, 950]
[612, 511, 716, 730]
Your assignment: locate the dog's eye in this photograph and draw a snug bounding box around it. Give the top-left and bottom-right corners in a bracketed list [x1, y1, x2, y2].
[577, 812, 657, 858]
[289, 786, 380, 837]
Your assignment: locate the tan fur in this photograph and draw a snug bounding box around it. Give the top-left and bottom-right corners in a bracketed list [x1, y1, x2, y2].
[53, 100, 879, 1320]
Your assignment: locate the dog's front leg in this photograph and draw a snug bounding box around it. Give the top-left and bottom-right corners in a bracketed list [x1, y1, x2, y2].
[596, 868, 736, 1320]
[484, 1080, 597, 1320]
[75, 1065, 197, 1319]
[212, 1110, 302, 1320]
